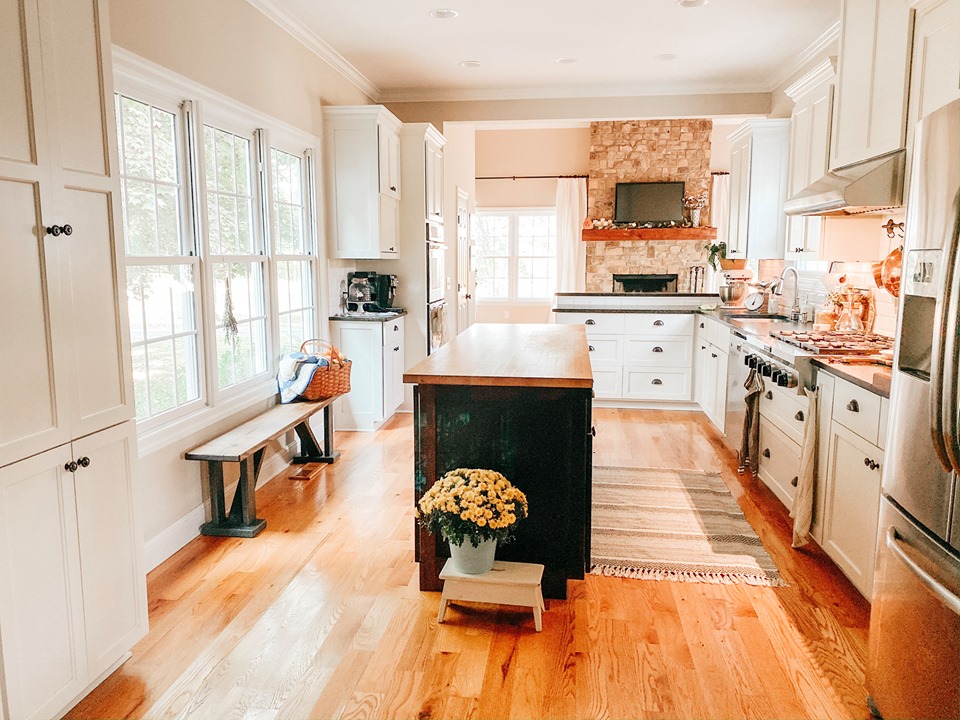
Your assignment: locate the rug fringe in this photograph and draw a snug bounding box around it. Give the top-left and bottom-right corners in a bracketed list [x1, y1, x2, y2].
[590, 563, 787, 587]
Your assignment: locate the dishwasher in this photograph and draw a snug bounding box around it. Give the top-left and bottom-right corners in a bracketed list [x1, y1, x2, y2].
[723, 331, 750, 454]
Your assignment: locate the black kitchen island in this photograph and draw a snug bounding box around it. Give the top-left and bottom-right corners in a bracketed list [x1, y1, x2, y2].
[403, 323, 594, 599]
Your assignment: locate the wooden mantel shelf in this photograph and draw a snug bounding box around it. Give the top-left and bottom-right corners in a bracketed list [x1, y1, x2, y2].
[582, 226, 718, 242]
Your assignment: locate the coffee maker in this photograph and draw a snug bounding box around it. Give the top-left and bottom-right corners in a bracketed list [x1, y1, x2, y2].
[345, 271, 398, 312]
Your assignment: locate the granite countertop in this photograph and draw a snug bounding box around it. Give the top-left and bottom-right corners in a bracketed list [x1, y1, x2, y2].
[329, 309, 407, 322]
[553, 307, 700, 314]
[555, 292, 718, 298]
[810, 358, 892, 398]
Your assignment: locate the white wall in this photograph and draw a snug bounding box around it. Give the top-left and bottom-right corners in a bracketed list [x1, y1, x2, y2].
[107, 0, 374, 569]
[441, 123, 477, 339]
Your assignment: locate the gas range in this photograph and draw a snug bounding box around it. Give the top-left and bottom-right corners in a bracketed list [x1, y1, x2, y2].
[769, 330, 894, 356]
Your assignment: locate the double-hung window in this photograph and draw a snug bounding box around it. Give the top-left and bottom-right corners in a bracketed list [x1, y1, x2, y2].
[473, 209, 557, 300]
[114, 71, 321, 432]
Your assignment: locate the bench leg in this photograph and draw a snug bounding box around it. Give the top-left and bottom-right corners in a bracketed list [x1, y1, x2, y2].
[291, 406, 340, 464]
[200, 451, 267, 538]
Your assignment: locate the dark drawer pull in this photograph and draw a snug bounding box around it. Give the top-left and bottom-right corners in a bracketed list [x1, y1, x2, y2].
[588, 345, 596, 352]
[865, 457, 880, 470]
[765, 391, 773, 400]
[77, 456, 91, 468]
[699, 322, 705, 329]
[762, 448, 771, 458]
[791, 476, 799, 487]
[653, 346, 664, 353]
[390, 185, 397, 192]
[795, 411, 804, 421]
[846, 399, 859, 412]
[591, 427, 596, 437]
[585, 319, 596, 325]
[651, 379, 663, 385]
[711, 353, 718, 359]
[653, 320, 665, 327]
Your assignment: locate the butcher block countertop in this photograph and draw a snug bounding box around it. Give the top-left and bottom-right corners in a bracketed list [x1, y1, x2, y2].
[403, 324, 593, 389]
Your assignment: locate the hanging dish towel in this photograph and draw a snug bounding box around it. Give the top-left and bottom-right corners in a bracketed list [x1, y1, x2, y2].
[790, 386, 820, 547]
[739, 368, 764, 474]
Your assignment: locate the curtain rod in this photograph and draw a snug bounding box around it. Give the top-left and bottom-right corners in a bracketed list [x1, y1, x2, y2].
[475, 174, 589, 180]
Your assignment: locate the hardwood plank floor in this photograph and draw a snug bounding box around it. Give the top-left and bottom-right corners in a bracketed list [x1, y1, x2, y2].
[67, 409, 871, 720]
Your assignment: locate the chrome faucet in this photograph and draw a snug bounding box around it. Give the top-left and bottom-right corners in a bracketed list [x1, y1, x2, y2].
[773, 266, 801, 319]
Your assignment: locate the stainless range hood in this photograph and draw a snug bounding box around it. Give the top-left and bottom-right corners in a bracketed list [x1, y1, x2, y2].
[783, 148, 906, 216]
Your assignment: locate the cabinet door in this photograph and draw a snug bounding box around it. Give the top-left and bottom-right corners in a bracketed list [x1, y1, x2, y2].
[726, 139, 750, 258]
[425, 139, 444, 222]
[695, 340, 710, 410]
[378, 194, 399, 256]
[378, 123, 400, 199]
[711, 347, 728, 432]
[822, 422, 884, 598]
[72, 422, 146, 680]
[332, 323, 384, 430]
[0, 0, 72, 467]
[906, 0, 960, 148]
[0, 444, 87, 720]
[831, 0, 912, 169]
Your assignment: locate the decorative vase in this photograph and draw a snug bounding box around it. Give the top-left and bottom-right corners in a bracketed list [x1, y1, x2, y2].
[690, 208, 701, 227]
[448, 537, 497, 574]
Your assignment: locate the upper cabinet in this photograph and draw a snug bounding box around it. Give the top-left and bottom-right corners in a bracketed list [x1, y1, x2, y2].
[400, 123, 446, 226]
[322, 106, 403, 259]
[425, 134, 445, 223]
[726, 119, 790, 260]
[906, 0, 960, 145]
[830, 0, 913, 170]
[0, 0, 134, 469]
[785, 59, 836, 261]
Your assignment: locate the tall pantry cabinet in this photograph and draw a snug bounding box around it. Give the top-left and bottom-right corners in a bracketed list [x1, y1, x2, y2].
[0, 1, 147, 719]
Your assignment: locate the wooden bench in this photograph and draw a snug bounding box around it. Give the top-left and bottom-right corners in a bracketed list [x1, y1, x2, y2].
[185, 399, 339, 538]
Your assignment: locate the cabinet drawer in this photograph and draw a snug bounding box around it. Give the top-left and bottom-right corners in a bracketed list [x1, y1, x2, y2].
[758, 418, 802, 508]
[759, 383, 809, 446]
[382, 318, 404, 346]
[555, 312, 625, 335]
[586, 337, 622, 363]
[624, 313, 694, 337]
[623, 338, 691, 367]
[832, 377, 882, 444]
[623, 369, 691, 401]
[592, 367, 622, 399]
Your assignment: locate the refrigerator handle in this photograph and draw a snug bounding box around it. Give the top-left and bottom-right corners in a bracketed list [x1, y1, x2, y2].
[885, 527, 960, 616]
[930, 188, 960, 473]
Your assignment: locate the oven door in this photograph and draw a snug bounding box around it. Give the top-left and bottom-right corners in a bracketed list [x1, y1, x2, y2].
[427, 242, 446, 304]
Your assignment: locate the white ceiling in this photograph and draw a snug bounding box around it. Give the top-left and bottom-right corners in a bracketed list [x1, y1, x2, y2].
[249, 0, 840, 103]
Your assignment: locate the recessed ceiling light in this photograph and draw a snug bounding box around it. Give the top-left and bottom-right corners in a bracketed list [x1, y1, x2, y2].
[677, 0, 708, 6]
[459, 60, 482, 68]
[555, 57, 578, 64]
[429, 8, 459, 19]
[654, 53, 678, 61]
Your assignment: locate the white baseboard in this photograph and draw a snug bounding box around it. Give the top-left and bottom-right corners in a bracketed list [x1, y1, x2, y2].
[592, 400, 701, 411]
[143, 440, 296, 572]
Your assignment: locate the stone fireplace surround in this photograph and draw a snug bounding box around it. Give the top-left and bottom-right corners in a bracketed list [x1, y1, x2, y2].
[586, 119, 713, 293]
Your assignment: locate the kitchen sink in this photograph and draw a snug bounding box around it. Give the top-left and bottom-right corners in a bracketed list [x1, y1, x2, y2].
[719, 312, 792, 320]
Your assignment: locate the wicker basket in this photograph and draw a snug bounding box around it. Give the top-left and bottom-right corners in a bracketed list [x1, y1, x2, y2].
[298, 339, 351, 401]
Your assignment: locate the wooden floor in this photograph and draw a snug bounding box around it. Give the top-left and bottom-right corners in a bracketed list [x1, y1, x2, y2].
[68, 409, 871, 720]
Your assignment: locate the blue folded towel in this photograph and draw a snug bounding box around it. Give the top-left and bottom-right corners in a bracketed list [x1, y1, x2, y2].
[277, 352, 329, 403]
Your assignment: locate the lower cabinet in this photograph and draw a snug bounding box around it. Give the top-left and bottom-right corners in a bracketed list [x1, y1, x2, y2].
[331, 317, 405, 431]
[694, 317, 729, 432]
[0, 421, 146, 720]
[757, 418, 802, 507]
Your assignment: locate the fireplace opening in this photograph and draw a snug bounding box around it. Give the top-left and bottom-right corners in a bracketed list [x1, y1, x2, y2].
[612, 273, 679, 293]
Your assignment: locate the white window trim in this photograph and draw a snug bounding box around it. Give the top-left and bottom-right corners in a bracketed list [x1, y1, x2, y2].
[113, 48, 329, 456]
[474, 206, 558, 302]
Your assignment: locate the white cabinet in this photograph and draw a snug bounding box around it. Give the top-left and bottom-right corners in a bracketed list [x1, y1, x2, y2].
[784, 59, 835, 261]
[815, 371, 888, 599]
[906, 0, 960, 149]
[725, 120, 790, 260]
[757, 383, 809, 508]
[694, 316, 729, 431]
[322, 106, 403, 259]
[331, 317, 405, 431]
[425, 135, 444, 222]
[830, 0, 913, 170]
[1, 0, 134, 469]
[0, 2, 145, 716]
[0, 421, 146, 720]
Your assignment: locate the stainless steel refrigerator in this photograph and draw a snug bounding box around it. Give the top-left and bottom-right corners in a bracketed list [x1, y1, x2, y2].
[867, 98, 960, 720]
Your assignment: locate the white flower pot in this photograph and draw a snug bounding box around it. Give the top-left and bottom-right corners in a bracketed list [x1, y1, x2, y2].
[448, 537, 497, 574]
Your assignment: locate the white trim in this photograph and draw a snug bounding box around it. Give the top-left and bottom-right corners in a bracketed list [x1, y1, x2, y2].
[143, 437, 297, 571]
[784, 57, 837, 101]
[380, 83, 772, 104]
[768, 19, 841, 92]
[243, 0, 380, 102]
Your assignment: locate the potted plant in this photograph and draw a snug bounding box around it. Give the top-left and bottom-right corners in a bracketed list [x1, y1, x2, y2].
[705, 242, 726, 271]
[683, 191, 708, 227]
[417, 468, 529, 574]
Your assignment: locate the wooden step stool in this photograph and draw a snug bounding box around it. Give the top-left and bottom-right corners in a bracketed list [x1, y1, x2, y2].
[437, 559, 545, 631]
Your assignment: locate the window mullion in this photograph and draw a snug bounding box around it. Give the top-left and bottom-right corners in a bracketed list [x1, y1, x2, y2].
[510, 212, 519, 301]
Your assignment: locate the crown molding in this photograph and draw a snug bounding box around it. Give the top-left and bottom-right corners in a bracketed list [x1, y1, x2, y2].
[245, 0, 380, 101]
[783, 57, 837, 100]
[767, 19, 841, 92]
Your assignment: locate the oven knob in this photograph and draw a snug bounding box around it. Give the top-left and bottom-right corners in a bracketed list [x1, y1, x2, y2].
[744, 353, 752, 366]
[748, 355, 758, 369]
[770, 369, 782, 384]
[761, 363, 773, 378]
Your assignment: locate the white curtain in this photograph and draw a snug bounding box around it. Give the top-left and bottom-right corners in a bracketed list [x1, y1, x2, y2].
[710, 172, 730, 249]
[556, 177, 587, 293]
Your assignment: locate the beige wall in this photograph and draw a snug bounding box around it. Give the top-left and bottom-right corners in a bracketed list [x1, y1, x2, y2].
[474, 127, 590, 207]
[109, 0, 373, 137]
[441, 123, 477, 341]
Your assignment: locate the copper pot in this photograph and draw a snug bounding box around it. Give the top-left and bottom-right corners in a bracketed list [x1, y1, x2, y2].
[881, 246, 903, 297]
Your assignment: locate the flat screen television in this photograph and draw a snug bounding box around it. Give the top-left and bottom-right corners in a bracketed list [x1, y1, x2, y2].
[614, 181, 685, 224]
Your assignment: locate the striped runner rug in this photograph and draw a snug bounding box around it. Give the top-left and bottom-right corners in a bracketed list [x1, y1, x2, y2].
[590, 466, 786, 587]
